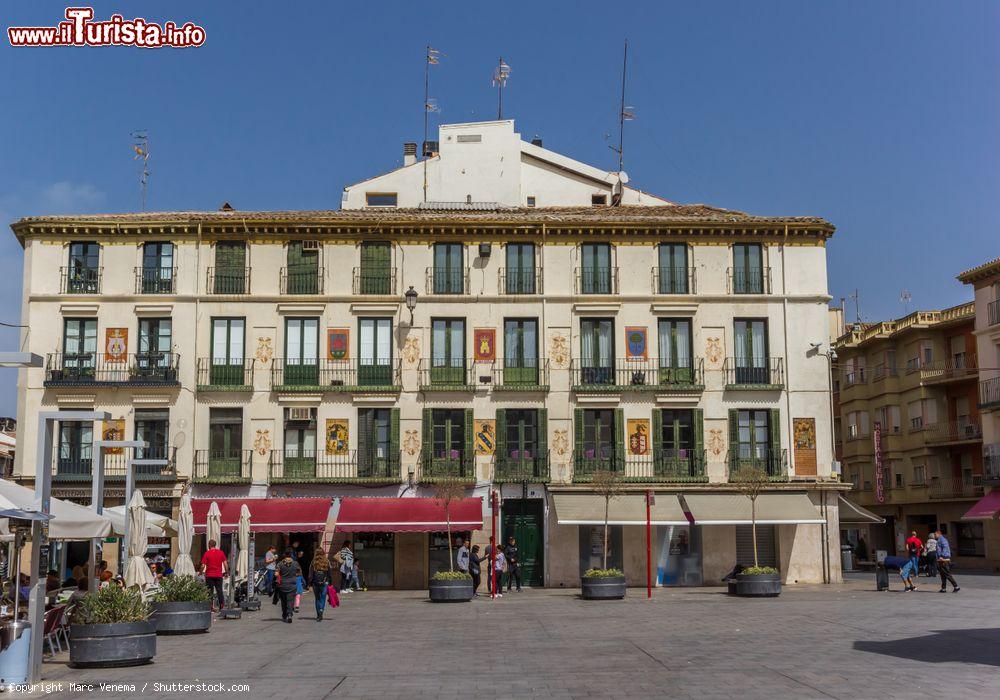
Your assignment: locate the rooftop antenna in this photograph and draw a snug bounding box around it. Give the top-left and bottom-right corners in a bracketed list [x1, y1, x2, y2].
[609, 41, 634, 205]
[849, 289, 862, 324]
[900, 290, 912, 315]
[131, 130, 149, 210]
[424, 45, 443, 203]
[492, 57, 511, 120]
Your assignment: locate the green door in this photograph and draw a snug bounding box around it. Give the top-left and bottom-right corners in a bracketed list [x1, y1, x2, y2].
[287, 241, 319, 294]
[215, 242, 247, 294]
[502, 499, 544, 587]
[431, 319, 465, 385]
[284, 317, 319, 386]
[211, 318, 245, 386]
[503, 319, 538, 385]
[360, 242, 392, 294]
[359, 318, 392, 386]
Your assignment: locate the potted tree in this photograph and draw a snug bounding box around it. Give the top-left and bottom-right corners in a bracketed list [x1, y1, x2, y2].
[582, 469, 627, 600]
[150, 575, 213, 634]
[69, 585, 156, 668]
[428, 479, 474, 602]
[731, 464, 781, 597]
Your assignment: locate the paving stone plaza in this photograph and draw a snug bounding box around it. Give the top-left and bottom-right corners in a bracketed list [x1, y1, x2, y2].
[31, 573, 1000, 699]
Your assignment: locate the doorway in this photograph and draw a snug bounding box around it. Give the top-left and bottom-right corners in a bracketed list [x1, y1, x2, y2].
[502, 499, 544, 586]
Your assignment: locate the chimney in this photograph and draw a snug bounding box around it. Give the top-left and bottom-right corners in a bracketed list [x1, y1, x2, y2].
[403, 142, 417, 166]
[531, 137, 543, 147]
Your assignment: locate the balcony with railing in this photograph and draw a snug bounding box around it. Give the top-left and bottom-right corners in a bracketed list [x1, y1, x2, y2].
[727, 448, 788, 482]
[924, 419, 982, 446]
[269, 450, 401, 484]
[44, 353, 180, 387]
[418, 358, 478, 392]
[984, 444, 1000, 484]
[980, 377, 1000, 409]
[989, 299, 1000, 327]
[134, 266, 177, 294]
[491, 359, 550, 391]
[651, 266, 695, 295]
[280, 267, 324, 294]
[352, 267, 398, 295]
[53, 447, 178, 482]
[193, 449, 253, 484]
[271, 358, 402, 393]
[418, 452, 476, 482]
[871, 363, 899, 383]
[426, 267, 470, 295]
[498, 267, 543, 295]
[60, 267, 102, 294]
[493, 452, 551, 483]
[920, 355, 978, 384]
[722, 358, 784, 390]
[928, 474, 983, 500]
[206, 267, 251, 295]
[570, 358, 705, 393]
[727, 267, 772, 294]
[196, 358, 254, 391]
[570, 451, 708, 483]
[575, 267, 619, 295]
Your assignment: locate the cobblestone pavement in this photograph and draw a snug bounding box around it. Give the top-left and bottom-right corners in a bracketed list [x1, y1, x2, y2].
[31, 572, 1000, 699]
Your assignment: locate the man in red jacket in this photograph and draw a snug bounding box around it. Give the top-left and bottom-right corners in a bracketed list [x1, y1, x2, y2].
[201, 540, 228, 611]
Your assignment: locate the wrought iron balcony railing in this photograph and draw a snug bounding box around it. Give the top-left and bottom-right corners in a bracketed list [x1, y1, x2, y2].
[989, 299, 1000, 327]
[980, 377, 1000, 408]
[572, 451, 708, 483]
[418, 452, 476, 482]
[727, 448, 788, 482]
[651, 266, 695, 295]
[352, 267, 398, 295]
[491, 359, 550, 390]
[918, 355, 978, 383]
[196, 358, 254, 390]
[575, 267, 619, 294]
[53, 447, 178, 481]
[426, 267, 470, 295]
[280, 267, 324, 294]
[44, 352, 180, 386]
[134, 266, 177, 294]
[727, 267, 772, 294]
[723, 357, 784, 388]
[269, 450, 401, 483]
[270, 358, 402, 391]
[928, 474, 983, 500]
[570, 358, 705, 391]
[207, 266, 251, 295]
[924, 419, 982, 445]
[193, 449, 253, 483]
[493, 452, 550, 483]
[60, 266, 102, 294]
[498, 267, 543, 295]
[984, 444, 1000, 484]
[418, 358, 480, 390]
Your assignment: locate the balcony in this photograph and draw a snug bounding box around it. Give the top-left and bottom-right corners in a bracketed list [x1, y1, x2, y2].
[352, 267, 398, 295]
[491, 359, 550, 391]
[928, 474, 983, 500]
[919, 355, 978, 385]
[989, 299, 1000, 327]
[575, 267, 619, 295]
[269, 450, 401, 484]
[984, 444, 1000, 484]
[842, 370, 867, 389]
[871, 363, 899, 382]
[206, 267, 251, 295]
[493, 452, 551, 483]
[570, 358, 705, 393]
[53, 448, 177, 482]
[418, 359, 479, 392]
[134, 266, 177, 294]
[418, 453, 476, 483]
[280, 267, 324, 295]
[980, 377, 1000, 409]
[44, 353, 180, 387]
[193, 449, 252, 484]
[727, 267, 772, 294]
[271, 358, 402, 393]
[651, 266, 695, 295]
[722, 358, 784, 390]
[60, 267, 102, 294]
[196, 358, 254, 391]
[571, 452, 708, 483]
[498, 267, 543, 295]
[426, 267, 469, 295]
[727, 448, 788, 482]
[924, 419, 982, 446]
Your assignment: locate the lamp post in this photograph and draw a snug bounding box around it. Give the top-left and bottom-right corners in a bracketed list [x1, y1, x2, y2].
[405, 286, 418, 324]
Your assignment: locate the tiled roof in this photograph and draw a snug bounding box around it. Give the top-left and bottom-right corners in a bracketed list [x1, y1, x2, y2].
[957, 257, 1000, 283]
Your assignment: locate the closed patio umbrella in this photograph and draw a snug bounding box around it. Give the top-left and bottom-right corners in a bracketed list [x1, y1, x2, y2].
[236, 504, 251, 581]
[206, 501, 221, 549]
[0, 479, 112, 539]
[105, 505, 177, 538]
[173, 491, 196, 576]
[123, 489, 155, 590]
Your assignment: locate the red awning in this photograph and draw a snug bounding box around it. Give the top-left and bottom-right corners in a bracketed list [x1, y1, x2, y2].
[192, 498, 332, 533]
[962, 491, 1000, 520]
[335, 497, 484, 532]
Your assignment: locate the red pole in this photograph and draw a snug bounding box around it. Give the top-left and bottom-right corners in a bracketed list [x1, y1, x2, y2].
[490, 490, 497, 598]
[646, 490, 652, 599]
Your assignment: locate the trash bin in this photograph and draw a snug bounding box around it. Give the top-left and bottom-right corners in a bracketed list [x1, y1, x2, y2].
[841, 545, 855, 573]
[0, 620, 31, 686]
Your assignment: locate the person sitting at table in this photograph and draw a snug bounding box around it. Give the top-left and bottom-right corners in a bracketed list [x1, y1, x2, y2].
[69, 578, 88, 603]
[18, 574, 31, 601]
[45, 570, 61, 592]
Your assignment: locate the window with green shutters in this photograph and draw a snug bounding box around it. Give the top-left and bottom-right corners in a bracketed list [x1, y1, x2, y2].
[732, 243, 764, 294]
[210, 318, 245, 386]
[658, 319, 693, 385]
[433, 243, 464, 294]
[505, 243, 536, 294]
[496, 409, 547, 480]
[423, 408, 472, 478]
[209, 408, 243, 478]
[657, 244, 688, 294]
[214, 242, 247, 294]
[652, 409, 705, 480]
[503, 318, 538, 385]
[283, 408, 317, 479]
[358, 408, 397, 478]
[431, 318, 466, 385]
[729, 408, 782, 479]
[284, 317, 319, 386]
[580, 318, 614, 385]
[580, 243, 612, 294]
[359, 318, 392, 386]
[62, 318, 97, 378]
[574, 408, 622, 479]
[286, 241, 319, 294]
[359, 242, 392, 294]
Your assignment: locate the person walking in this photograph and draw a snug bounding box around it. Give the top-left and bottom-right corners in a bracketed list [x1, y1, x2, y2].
[456, 538, 470, 576]
[924, 533, 938, 578]
[492, 546, 507, 598]
[308, 549, 333, 621]
[200, 539, 228, 611]
[505, 536, 522, 592]
[469, 544, 484, 596]
[275, 548, 301, 623]
[263, 545, 278, 594]
[335, 540, 356, 593]
[900, 531, 922, 591]
[934, 529, 960, 593]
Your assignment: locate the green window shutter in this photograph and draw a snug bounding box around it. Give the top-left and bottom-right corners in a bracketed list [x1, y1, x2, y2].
[358, 409, 374, 469]
[769, 408, 781, 453]
[652, 409, 663, 459]
[288, 241, 304, 267]
[422, 408, 432, 462]
[728, 409, 739, 462]
[574, 408, 584, 457]
[538, 408, 548, 457]
[693, 409, 704, 457]
[464, 408, 475, 466]
[615, 408, 625, 469]
[495, 409, 507, 461]
[390, 408, 400, 455]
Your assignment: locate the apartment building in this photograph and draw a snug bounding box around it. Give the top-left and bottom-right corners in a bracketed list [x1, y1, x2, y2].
[11, 120, 847, 587]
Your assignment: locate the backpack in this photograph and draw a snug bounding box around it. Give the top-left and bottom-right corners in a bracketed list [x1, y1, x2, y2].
[907, 540, 918, 556]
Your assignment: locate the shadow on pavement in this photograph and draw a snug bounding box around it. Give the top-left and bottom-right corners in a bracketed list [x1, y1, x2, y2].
[854, 628, 1000, 667]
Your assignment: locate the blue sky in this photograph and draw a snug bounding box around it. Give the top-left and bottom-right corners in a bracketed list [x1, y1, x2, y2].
[1, 1, 997, 415]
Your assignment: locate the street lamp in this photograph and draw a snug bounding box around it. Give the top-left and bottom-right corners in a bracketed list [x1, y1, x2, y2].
[0, 353, 42, 368]
[405, 286, 418, 324]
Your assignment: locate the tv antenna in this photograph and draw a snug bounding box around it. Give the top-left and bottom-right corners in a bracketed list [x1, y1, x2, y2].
[900, 290, 912, 315]
[848, 289, 862, 324]
[131, 130, 150, 210]
[423, 45, 443, 203]
[492, 57, 511, 120]
[608, 41, 634, 205]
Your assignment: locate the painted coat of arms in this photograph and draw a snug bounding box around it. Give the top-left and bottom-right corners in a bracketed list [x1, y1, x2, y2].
[105, 328, 128, 362]
[627, 419, 650, 455]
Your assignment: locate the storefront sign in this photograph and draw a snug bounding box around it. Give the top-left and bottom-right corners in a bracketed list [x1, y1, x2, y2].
[325, 419, 349, 455]
[473, 329, 495, 361]
[628, 419, 650, 455]
[105, 328, 128, 361]
[475, 419, 496, 455]
[873, 421, 885, 503]
[625, 327, 647, 360]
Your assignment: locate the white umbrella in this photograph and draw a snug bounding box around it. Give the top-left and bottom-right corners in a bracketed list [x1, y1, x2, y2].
[236, 504, 250, 581]
[105, 505, 177, 538]
[173, 491, 196, 576]
[123, 490, 155, 590]
[0, 479, 112, 539]
[206, 501, 221, 549]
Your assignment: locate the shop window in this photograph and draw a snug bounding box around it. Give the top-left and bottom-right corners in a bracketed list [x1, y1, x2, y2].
[578, 525, 622, 576]
[955, 521, 985, 557]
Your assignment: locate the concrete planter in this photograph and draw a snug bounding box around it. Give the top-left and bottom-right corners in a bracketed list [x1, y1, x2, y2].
[732, 572, 782, 598]
[428, 578, 474, 602]
[151, 601, 212, 635]
[581, 575, 627, 600]
[69, 621, 156, 668]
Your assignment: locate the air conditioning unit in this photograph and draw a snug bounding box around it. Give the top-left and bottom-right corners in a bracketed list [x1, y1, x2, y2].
[302, 240, 321, 251]
[288, 407, 313, 422]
